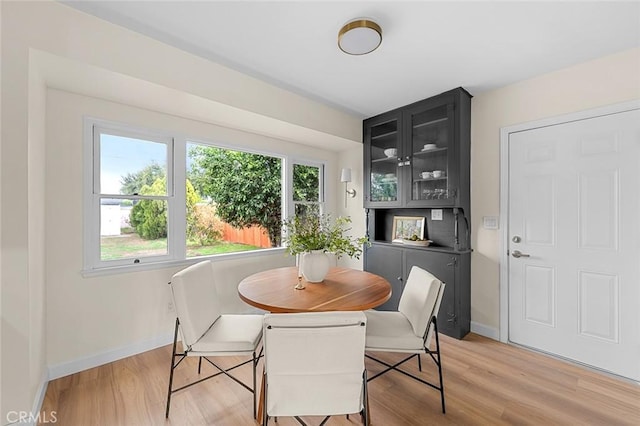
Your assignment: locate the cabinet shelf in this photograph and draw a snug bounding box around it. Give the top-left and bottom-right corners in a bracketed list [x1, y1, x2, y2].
[412, 116, 448, 129]
[413, 147, 448, 156]
[373, 240, 467, 253]
[371, 130, 398, 140]
[372, 156, 397, 163]
[414, 177, 447, 182]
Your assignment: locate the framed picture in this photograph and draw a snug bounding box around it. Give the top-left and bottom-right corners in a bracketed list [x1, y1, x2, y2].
[391, 216, 425, 243]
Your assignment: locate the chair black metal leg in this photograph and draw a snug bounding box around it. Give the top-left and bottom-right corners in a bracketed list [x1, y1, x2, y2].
[433, 317, 446, 414]
[366, 353, 417, 381]
[253, 351, 257, 419]
[366, 317, 446, 416]
[165, 318, 180, 418]
[262, 371, 268, 426]
[362, 370, 369, 425]
[166, 317, 259, 419]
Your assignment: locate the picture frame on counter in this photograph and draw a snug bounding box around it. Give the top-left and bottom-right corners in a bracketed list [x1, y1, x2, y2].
[391, 216, 425, 243]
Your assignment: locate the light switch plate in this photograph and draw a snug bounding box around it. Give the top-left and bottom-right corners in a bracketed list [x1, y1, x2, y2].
[483, 216, 499, 230]
[431, 209, 443, 221]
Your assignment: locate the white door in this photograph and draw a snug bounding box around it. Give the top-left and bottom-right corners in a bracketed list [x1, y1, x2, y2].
[508, 108, 640, 381]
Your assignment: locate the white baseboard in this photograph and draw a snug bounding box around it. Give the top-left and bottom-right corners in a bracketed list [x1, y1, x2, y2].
[470, 321, 500, 340]
[48, 333, 173, 381]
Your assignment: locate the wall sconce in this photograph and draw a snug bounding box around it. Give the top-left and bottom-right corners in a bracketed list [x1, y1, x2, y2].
[341, 168, 356, 207]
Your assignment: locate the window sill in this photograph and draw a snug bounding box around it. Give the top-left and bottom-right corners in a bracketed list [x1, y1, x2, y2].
[81, 247, 289, 278]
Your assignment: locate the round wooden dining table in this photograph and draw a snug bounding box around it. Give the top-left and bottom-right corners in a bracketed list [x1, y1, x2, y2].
[238, 266, 392, 313]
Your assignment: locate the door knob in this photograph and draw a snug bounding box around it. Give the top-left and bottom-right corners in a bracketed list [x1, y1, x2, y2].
[511, 250, 530, 258]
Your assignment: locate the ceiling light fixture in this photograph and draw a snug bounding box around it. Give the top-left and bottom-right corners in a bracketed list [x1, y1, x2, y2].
[338, 19, 382, 55]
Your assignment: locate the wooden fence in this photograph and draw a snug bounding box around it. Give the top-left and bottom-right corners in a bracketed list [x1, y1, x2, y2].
[221, 223, 271, 248]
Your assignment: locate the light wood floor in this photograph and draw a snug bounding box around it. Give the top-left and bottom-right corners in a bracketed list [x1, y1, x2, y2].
[40, 333, 640, 425]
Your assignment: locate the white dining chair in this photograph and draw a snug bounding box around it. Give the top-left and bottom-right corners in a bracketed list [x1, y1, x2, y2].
[364, 265, 446, 413]
[166, 260, 264, 419]
[262, 311, 368, 425]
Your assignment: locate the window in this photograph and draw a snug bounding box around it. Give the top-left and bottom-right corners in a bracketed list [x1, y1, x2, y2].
[185, 142, 283, 257]
[292, 162, 323, 218]
[88, 125, 173, 268]
[84, 119, 325, 273]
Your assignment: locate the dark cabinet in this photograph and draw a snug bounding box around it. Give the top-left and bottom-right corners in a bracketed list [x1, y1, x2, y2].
[365, 243, 470, 339]
[363, 110, 403, 206]
[405, 249, 470, 339]
[363, 87, 472, 339]
[363, 244, 404, 311]
[364, 87, 471, 212]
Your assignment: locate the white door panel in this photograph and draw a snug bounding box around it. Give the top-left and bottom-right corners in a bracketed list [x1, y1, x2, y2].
[508, 109, 640, 381]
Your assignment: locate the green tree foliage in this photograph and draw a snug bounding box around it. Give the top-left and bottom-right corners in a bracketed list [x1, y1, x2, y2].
[130, 177, 168, 239]
[186, 179, 223, 245]
[120, 162, 165, 195]
[293, 164, 319, 202]
[189, 146, 282, 246]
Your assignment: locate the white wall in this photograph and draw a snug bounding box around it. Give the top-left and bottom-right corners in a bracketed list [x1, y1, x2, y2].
[0, 0, 5, 421]
[27, 50, 48, 420]
[470, 47, 640, 333]
[1, 0, 361, 420]
[0, 0, 3, 418]
[337, 145, 366, 270]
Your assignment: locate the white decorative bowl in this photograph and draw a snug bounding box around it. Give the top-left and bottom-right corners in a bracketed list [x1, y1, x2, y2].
[383, 148, 397, 158]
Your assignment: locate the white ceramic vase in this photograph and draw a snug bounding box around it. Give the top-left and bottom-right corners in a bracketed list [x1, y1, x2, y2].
[300, 250, 331, 283]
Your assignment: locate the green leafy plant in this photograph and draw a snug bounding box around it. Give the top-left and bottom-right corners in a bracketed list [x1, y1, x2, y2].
[129, 177, 168, 240]
[187, 203, 224, 246]
[282, 214, 369, 259]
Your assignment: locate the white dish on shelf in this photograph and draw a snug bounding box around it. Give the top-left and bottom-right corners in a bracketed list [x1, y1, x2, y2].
[402, 239, 433, 247]
[383, 148, 398, 157]
[422, 143, 437, 151]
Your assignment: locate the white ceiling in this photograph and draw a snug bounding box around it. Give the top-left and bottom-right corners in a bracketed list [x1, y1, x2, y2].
[62, 1, 640, 118]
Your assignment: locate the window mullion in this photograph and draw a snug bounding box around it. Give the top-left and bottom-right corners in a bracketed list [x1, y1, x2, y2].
[172, 137, 187, 260]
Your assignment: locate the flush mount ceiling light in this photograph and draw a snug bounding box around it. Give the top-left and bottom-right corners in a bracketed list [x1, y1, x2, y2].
[338, 19, 382, 55]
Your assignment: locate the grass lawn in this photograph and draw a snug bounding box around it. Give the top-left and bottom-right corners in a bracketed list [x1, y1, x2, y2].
[101, 234, 260, 260]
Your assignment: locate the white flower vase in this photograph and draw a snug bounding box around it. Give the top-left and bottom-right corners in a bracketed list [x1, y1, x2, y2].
[300, 250, 331, 283]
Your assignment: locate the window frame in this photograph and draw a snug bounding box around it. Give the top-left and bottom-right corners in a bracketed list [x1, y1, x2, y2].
[83, 118, 327, 276]
[289, 159, 325, 218]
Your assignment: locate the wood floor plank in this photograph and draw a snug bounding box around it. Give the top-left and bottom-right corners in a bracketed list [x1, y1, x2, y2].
[40, 333, 640, 425]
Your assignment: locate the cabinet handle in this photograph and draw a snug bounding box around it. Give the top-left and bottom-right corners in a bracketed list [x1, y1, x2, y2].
[397, 276, 403, 281]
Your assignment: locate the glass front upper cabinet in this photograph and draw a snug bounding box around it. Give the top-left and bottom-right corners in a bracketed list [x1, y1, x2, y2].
[405, 102, 456, 207]
[364, 111, 402, 206]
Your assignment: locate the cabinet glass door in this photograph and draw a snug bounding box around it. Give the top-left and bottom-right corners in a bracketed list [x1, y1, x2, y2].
[408, 103, 455, 204]
[368, 117, 400, 204]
